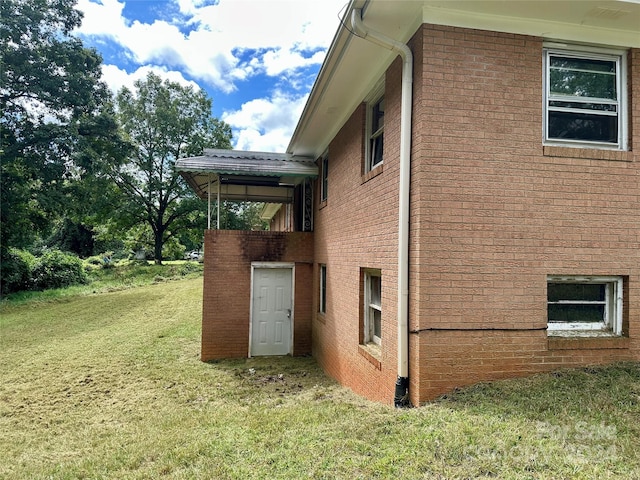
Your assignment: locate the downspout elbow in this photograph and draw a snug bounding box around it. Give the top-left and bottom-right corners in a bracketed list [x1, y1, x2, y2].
[351, 9, 411, 61]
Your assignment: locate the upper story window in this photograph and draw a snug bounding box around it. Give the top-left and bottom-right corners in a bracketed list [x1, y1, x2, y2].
[320, 153, 328, 202]
[365, 95, 384, 172]
[544, 46, 627, 150]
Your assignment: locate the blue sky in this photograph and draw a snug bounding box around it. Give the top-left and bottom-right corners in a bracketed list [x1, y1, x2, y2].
[74, 0, 346, 152]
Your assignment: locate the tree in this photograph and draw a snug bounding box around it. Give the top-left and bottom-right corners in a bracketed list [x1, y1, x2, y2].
[110, 72, 232, 264]
[218, 201, 268, 231]
[0, 0, 127, 250]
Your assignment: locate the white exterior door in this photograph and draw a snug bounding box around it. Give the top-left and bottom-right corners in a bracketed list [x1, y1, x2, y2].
[251, 267, 293, 356]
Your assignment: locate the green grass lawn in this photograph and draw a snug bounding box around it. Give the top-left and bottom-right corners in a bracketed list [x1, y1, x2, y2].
[2, 276, 640, 479]
[2, 260, 203, 305]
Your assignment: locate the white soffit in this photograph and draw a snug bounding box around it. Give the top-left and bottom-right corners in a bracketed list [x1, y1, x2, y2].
[422, 1, 640, 48]
[260, 203, 283, 220]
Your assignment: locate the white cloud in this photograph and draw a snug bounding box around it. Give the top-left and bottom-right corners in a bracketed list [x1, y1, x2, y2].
[222, 92, 308, 152]
[262, 48, 326, 77]
[75, 0, 346, 92]
[232, 128, 293, 153]
[76, 0, 125, 35]
[101, 64, 201, 95]
[75, 0, 346, 153]
[190, 0, 345, 51]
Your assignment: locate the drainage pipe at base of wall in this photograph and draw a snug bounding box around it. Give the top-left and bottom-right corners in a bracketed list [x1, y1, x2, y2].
[351, 8, 413, 408]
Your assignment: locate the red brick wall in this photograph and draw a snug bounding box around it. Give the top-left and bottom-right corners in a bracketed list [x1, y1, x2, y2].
[312, 52, 404, 405]
[201, 230, 313, 361]
[313, 23, 640, 405]
[268, 205, 293, 232]
[411, 25, 640, 402]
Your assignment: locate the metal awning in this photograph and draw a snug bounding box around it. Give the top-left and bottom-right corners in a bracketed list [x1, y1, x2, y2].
[176, 148, 318, 229]
[176, 148, 317, 203]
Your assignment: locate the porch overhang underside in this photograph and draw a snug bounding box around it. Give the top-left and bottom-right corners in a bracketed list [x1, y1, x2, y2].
[176, 149, 317, 203]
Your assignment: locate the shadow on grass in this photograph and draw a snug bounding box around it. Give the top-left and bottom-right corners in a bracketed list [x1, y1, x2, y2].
[435, 362, 640, 439]
[437, 362, 639, 408]
[203, 356, 353, 405]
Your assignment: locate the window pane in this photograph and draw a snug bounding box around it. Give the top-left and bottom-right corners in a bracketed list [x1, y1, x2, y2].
[369, 96, 384, 169]
[548, 304, 605, 323]
[549, 101, 617, 112]
[551, 57, 615, 74]
[372, 98, 385, 133]
[548, 111, 618, 143]
[321, 157, 328, 201]
[370, 275, 381, 307]
[548, 283, 605, 302]
[320, 265, 326, 313]
[370, 135, 383, 168]
[372, 308, 381, 339]
[549, 57, 616, 99]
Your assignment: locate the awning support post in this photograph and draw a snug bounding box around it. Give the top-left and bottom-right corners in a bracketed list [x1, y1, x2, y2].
[207, 174, 211, 230]
[217, 174, 221, 230]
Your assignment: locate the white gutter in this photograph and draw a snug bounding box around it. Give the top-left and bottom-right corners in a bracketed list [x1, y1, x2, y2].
[351, 8, 412, 407]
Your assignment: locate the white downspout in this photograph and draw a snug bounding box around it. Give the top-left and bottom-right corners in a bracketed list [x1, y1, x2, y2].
[351, 8, 412, 407]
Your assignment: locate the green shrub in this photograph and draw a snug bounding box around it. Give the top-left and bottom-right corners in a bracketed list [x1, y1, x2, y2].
[31, 250, 88, 291]
[177, 262, 201, 276]
[85, 255, 104, 266]
[1, 248, 36, 294]
[162, 237, 186, 261]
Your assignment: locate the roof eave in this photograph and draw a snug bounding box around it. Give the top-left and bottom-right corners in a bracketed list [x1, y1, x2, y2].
[287, 0, 640, 159]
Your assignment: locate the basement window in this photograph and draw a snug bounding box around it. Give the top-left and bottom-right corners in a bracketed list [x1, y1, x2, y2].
[364, 270, 382, 345]
[547, 276, 623, 335]
[544, 46, 627, 150]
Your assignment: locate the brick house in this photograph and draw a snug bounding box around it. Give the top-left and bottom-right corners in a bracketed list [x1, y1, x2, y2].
[177, 0, 640, 406]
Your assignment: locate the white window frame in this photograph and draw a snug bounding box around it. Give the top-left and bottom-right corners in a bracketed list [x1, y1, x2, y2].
[319, 264, 326, 314]
[365, 81, 385, 172]
[543, 44, 627, 150]
[547, 276, 623, 335]
[364, 270, 382, 345]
